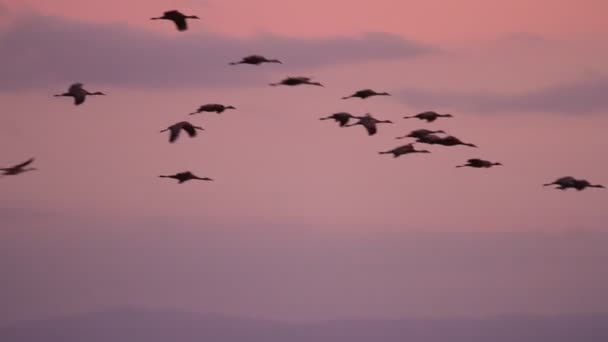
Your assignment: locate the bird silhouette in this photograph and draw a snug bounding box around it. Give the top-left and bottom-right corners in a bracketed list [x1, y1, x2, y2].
[1, 158, 37, 176]
[379, 144, 430, 158]
[543, 177, 605, 191]
[229, 55, 282, 65]
[319, 112, 358, 127]
[342, 89, 390, 100]
[396, 129, 446, 140]
[269, 76, 323, 87]
[416, 134, 477, 147]
[151, 10, 200, 31]
[456, 158, 502, 168]
[437, 135, 477, 147]
[160, 121, 204, 143]
[415, 134, 443, 144]
[159, 171, 213, 184]
[344, 113, 393, 136]
[54, 83, 105, 105]
[189, 104, 236, 115]
[403, 111, 453, 122]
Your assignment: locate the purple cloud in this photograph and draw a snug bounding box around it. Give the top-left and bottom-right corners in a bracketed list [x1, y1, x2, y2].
[399, 75, 608, 114]
[0, 14, 434, 92]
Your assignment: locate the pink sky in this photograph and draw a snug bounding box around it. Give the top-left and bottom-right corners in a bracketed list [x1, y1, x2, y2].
[4, 0, 607, 42]
[1, 0, 608, 325]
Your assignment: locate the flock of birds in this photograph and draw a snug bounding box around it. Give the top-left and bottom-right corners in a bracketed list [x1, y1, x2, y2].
[1, 10, 605, 192]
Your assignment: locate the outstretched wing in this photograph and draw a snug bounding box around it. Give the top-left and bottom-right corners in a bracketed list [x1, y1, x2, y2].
[332, 113, 351, 126]
[14, 158, 34, 168]
[174, 17, 188, 31]
[73, 94, 86, 105]
[363, 121, 377, 135]
[556, 176, 577, 185]
[163, 10, 188, 31]
[169, 127, 180, 143]
[68, 83, 83, 93]
[336, 116, 350, 126]
[182, 124, 198, 137]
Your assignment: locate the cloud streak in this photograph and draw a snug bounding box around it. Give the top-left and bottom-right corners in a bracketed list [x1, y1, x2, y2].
[399, 75, 608, 114]
[0, 13, 434, 91]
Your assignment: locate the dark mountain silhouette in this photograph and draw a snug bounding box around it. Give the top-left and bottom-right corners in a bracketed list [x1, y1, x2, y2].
[1, 309, 607, 342]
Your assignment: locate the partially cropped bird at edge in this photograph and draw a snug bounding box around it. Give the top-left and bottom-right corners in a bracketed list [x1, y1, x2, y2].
[1, 158, 37, 176]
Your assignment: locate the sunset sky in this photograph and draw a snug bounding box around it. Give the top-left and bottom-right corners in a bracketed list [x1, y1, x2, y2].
[1, 0, 608, 326]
